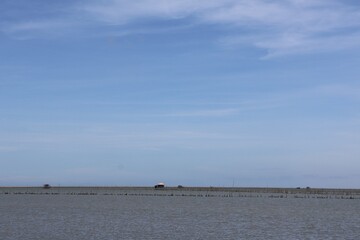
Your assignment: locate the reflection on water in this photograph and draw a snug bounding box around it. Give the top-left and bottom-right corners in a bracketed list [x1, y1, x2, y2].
[0, 193, 359, 239]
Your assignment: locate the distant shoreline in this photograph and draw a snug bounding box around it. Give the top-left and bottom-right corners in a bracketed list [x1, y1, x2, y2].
[1, 186, 360, 199]
[0, 186, 359, 191]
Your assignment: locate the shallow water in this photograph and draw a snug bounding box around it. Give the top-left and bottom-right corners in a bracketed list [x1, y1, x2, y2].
[1, 194, 359, 239]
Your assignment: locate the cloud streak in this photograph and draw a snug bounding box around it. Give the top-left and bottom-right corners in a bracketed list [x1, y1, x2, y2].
[82, 0, 360, 56]
[2, 0, 360, 56]
[164, 108, 238, 117]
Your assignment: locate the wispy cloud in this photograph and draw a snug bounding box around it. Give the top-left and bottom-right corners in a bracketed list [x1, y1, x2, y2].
[165, 108, 238, 117]
[2, 0, 360, 56]
[0, 146, 19, 153]
[1, 19, 82, 39]
[82, 0, 360, 57]
[4, 20, 65, 32]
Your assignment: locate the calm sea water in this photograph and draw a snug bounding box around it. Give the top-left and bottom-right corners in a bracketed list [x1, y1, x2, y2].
[1, 194, 359, 240]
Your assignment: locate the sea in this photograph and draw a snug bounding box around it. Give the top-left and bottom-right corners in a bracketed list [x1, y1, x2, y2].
[0, 188, 359, 239]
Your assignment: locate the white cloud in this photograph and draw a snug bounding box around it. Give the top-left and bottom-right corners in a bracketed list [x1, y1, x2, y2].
[0, 146, 19, 152]
[4, 20, 64, 32]
[1, 19, 80, 39]
[83, 0, 229, 23]
[2, 0, 360, 55]
[83, 0, 360, 56]
[165, 108, 238, 117]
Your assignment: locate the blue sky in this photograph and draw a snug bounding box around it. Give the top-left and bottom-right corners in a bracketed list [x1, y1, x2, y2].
[1, 0, 360, 187]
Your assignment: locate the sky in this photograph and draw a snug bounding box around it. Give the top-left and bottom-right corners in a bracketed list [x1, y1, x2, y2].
[1, 0, 360, 188]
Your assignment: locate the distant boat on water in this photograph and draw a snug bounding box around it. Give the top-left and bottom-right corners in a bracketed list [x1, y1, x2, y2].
[154, 183, 165, 189]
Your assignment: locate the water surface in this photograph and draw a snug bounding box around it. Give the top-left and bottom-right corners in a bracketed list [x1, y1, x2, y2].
[1, 193, 359, 239]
